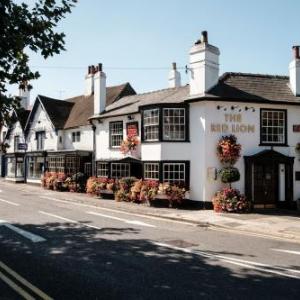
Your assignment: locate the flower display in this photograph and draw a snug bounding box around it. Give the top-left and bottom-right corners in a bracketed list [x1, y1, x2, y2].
[217, 135, 241, 165]
[212, 188, 251, 213]
[120, 135, 139, 154]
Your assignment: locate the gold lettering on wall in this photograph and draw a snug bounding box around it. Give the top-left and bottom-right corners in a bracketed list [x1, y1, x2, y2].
[211, 113, 255, 133]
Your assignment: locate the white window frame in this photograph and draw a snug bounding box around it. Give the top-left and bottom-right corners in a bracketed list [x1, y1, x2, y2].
[110, 122, 123, 148]
[163, 108, 185, 141]
[36, 131, 45, 151]
[110, 163, 130, 179]
[163, 162, 185, 184]
[261, 109, 286, 145]
[97, 162, 109, 178]
[143, 109, 159, 141]
[144, 163, 160, 180]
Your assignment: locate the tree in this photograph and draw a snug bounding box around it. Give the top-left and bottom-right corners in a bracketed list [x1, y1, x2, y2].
[0, 0, 77, 126]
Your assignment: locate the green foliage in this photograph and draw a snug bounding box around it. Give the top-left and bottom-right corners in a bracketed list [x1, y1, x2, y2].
[0, 0, 76, 125]
[219, 167, 240, 183]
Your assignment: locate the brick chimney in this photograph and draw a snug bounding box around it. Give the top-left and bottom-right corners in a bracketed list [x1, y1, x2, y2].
[289, 45, 300, 96]
[84, 65, 95, 96]
[94, 63, 106, 114]
[189, 31, 220, 96]
[168, 62, 181, 88]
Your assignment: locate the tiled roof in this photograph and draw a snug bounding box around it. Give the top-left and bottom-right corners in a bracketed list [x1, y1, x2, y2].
[96, 85, 189, 118]
[39, 95, 74, 129]
[206, 72, 300, 103]
[95, 72, 300, 119]
[63, 83, 135, 129]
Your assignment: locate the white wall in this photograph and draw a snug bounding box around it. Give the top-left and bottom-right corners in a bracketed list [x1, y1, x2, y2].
[95, 114, 141, 160]
[5, 121, 26, 154]
[26, 103, 58, 152]
[63, 125, 93, 151]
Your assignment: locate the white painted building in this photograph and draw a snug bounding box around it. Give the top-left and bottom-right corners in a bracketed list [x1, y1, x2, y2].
[90, 32, 300, 209]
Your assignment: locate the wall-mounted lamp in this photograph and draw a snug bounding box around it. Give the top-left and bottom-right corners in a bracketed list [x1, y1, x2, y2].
[231, 105, 239, 111]
[127, 115, 135, 121]
[185, 65, 192, 74]
[216, 105, 227, 111]
[245, 106, 255, 112]
[97, 119, 103, 124]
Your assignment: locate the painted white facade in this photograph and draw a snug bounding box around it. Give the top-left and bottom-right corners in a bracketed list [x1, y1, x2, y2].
[4, 120, 26, 154]
[26, 103, 58, 152]
[63, 125, 93, 151]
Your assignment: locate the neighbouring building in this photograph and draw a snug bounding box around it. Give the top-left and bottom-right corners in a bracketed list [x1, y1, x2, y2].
[90, 31, 300, 209]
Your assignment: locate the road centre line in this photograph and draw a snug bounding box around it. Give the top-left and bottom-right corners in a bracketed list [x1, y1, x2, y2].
[153, 242, 300, 280]
[0, 260, 53, 300]
[86, 211, 156, 228]
[271, 248, 300, 256]
[0, 198, 20, 206]
[0, 220, 46, 243]
[38, 211, 102, 230]
[39, 195, 196, 227]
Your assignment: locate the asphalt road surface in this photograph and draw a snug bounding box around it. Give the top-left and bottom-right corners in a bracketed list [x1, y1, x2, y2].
[0, 181, 300, 299]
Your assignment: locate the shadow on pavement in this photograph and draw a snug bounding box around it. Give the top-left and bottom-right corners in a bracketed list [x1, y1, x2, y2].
[0, 221, 299, 300]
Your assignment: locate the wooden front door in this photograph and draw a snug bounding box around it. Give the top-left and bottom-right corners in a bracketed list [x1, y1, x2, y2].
[253, 163, 278, 206]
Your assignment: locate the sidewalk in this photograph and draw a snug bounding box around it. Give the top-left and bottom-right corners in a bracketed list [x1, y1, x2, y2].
[5, 181, 300, 244]
[43, 187, 300, 244]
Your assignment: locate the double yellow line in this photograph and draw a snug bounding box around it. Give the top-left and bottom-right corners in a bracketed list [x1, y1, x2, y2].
[0, 261, 53, 300]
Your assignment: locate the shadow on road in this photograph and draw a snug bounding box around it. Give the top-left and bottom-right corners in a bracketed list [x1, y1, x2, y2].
[0, 221, 299, 299]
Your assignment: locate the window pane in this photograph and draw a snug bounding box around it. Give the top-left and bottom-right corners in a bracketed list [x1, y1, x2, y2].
[110, 122, 123, 147]
[144, 163, 159, 180]
[261, 110, 285, 144]
[143, 109, 159, 141]
[111, 163, 130, 179]
[163, 108, 185, 141]
[163, 163, 185, 185]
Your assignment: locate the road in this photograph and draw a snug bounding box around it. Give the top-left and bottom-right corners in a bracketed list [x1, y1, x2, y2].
[0, 182, 299, 299]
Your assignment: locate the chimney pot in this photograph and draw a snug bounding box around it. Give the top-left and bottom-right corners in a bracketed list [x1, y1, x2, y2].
[293, 46, 300, 59]
[172, 62, 177, 70]
[98, 63, 103, 72]
[202, 31, 208, 43]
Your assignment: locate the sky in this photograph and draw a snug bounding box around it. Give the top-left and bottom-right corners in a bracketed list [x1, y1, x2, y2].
[8, 0, 300, 104]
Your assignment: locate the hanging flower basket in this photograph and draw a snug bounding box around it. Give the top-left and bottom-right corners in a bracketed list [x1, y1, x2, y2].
[120, 136, 139, 154]
[217, 135, 241, 165]
[219, 167, 240, 183]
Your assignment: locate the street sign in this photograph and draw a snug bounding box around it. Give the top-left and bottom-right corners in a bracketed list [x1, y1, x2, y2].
[18, 143, 28, 150]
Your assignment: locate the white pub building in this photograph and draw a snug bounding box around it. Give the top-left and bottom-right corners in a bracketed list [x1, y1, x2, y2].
[1, 31, 300, 210]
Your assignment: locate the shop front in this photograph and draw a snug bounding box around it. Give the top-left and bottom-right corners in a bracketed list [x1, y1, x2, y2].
[47, 150, 92, 177]
[26, 151, 47, 184]
[5, 153, 25, 182]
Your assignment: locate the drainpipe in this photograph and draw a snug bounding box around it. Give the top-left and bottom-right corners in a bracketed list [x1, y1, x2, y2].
[89, 119, 96, 177]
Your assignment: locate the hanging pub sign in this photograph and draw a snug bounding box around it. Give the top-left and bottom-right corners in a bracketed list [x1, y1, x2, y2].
[18, 143, 28, 150]
[293, 125, 300, 132]
[126, 122, 139, 137]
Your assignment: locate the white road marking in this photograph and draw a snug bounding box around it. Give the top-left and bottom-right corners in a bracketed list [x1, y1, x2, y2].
[0, 260, 53, 300]
[0, 220, 46, 243]
[0, 270, 35, 300]
[0, 198, 19, 206]
[271, 248, 300, 256]
[153, 242, 300, 280]
[38, 211, 102, 230]
[86, 211, 156, 228]
[39, 195, 194, 227]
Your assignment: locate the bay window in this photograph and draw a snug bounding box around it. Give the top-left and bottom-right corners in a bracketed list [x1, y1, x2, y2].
[163, 163, 185, 184]
[111, 163, 130, 179]
[144, 163, 159, 180]
[142, 106, 188, 142]
[97, 162, 109, 177]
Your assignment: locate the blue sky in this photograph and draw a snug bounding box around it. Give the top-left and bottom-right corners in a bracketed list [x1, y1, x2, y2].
[8, 0, 300, 103]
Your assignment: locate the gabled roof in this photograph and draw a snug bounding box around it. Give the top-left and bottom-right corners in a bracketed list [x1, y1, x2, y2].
[64, 83, 135, 129]
[25, 83, 135, 132]
[94, 72, 300, 119]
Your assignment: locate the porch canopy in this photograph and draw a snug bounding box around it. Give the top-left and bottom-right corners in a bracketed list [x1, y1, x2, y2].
[244, 149, 295, 209]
